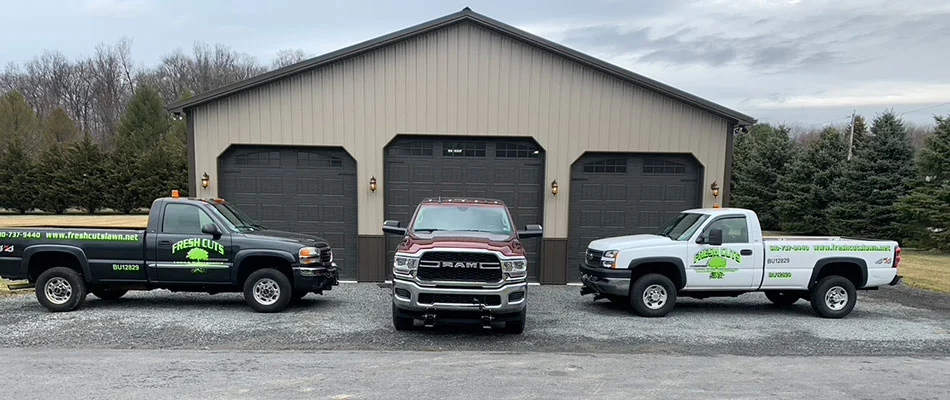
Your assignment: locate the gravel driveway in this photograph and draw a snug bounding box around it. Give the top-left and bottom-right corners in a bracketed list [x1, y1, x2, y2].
[1, 283, 948, 356]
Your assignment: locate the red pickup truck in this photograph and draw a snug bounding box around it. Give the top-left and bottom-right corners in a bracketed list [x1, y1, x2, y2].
[383, 198, 542, 333]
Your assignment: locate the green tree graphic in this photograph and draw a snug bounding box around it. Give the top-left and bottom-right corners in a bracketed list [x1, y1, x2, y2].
[708, 257, 727, 280]
[186, 248, 209, 262]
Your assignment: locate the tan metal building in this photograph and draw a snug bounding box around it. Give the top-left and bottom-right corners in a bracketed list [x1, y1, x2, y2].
[169, 8, 755, 284]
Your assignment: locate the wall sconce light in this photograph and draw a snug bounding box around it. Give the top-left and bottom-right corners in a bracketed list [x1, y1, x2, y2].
[710, 180, 720, 198]
[370, 176, 377, 192]
[551, 180, 559, 196]
[201, 172, 210, 189]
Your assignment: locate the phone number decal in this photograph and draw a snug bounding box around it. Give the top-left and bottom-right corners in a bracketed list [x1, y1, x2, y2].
[0, 231, 42, 239]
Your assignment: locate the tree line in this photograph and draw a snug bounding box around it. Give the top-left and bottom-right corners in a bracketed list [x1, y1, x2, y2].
[731, 111, 950, 250]
[0, 40, 309, 214]
[0, 88, 186, 214]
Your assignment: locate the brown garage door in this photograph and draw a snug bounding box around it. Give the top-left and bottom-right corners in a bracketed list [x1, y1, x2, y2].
[567, 153, 702, 282]
[218, 145, 358, 280]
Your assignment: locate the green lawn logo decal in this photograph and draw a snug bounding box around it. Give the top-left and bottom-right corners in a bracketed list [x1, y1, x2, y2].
[186, 248, 210, 262]
[693, 248, 741, 280]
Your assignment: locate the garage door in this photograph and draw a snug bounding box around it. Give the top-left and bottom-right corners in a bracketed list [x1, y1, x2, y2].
[218, 146, 358, 280]
[384, 137, 544, 281]
[567, 153, 702, 282]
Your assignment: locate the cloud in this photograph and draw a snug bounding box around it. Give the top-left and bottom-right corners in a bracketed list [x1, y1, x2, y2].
[512, 0, 950, 122]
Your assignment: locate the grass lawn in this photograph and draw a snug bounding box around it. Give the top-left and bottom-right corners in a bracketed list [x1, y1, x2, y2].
[0, 215, 147, 228]
[900, 250, 950, 294]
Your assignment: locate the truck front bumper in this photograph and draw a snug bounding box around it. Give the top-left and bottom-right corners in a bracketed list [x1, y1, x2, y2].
[293, 263, 339, 293]
[579, 263, 631, 297]
[392, 277, 527, 314]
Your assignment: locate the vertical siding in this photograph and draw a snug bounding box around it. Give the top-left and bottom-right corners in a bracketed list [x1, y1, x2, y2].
[192, 22, 731, 236]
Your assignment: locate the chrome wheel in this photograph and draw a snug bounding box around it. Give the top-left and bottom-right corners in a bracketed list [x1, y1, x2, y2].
[44, 277, 73, 305]
[642, 284, 668, 310]
[824, 286, 848, 311]
[252, 278, 281, 306]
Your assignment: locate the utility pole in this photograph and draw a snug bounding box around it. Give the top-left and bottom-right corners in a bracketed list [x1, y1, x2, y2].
[847, 110, 856, 161]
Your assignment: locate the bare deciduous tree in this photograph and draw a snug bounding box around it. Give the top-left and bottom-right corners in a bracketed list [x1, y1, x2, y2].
[271, 49, 311, 69]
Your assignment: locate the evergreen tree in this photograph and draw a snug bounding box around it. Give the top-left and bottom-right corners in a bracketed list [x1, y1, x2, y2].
[41, 108, 81, 149]
[730, 123, 799, 231]
[106, 85, 177, 212]
[133, 135, 187, 201]
[115, 86, 169, 153]
[828, 112, 916, 241]
[0, 140, 37, 214]
[897, 115, 950, 249]
[106, 142, 141, 213]
[776, 127, 848, 234]
[35, 143, 73, 214]
[67, 136, 108, 214]
[846, 114, 869, 156]
[0, 91, 41, 152]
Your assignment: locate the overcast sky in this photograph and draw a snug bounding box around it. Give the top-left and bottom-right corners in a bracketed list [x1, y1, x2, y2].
[4, 0, 950, 126]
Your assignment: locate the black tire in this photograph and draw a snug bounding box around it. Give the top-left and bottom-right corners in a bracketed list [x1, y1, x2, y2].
[91, 289, 128, 300]
[392, 303, 414, 331]
[35, 267, 87, 312]
[502, 308, 526, 334]
[764, 291, 800, 306]
[243, 269, 292, 313]
[810, 276, 857, 318]
[629, 273, 677, 317]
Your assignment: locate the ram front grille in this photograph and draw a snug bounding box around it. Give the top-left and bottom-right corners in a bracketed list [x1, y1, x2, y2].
[416, 251, 503, 282]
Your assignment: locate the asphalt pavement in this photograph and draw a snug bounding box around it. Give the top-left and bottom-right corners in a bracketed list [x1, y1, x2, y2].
[0, 349, 947, 399]
[1, 283, 948, 356]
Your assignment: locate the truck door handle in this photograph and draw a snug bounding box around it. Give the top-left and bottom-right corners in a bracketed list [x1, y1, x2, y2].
[740, 249, 753, 256]
[158, 240, 172, 246]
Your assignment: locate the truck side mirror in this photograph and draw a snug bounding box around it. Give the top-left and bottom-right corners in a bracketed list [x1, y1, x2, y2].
[201, 223, 222, 239]
[382, 220, 407, 236]
[518, 224, 543, 239]
[707, 228, 723, 246]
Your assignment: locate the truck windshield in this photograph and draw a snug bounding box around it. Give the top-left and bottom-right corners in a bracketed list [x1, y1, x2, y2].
[657, 213, 709, 241]
[211, 203, 264, 232]
[411, 205, 514, 236]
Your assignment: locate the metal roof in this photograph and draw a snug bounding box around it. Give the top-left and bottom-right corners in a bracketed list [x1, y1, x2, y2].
[168, 7, 755, 125]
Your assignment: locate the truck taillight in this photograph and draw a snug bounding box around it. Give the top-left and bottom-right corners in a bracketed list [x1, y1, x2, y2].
[894, 246, 901, 269]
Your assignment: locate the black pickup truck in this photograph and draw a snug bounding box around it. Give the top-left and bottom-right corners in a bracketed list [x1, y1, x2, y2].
[0, 196, 338, 313]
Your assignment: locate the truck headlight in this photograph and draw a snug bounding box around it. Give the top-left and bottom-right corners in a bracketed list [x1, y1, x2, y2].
[602, 250, 619, 269]
[393, 255, 419, 274]
[502, 258, 527, 279]
[298, 247, 320, 264]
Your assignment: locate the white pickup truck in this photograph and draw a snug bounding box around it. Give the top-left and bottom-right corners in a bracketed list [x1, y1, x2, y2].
[579, 208, 902, 318]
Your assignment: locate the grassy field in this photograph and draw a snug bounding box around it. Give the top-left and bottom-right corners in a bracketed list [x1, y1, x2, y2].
[0, 215, 148, 228]
[900, 250, 950, 294]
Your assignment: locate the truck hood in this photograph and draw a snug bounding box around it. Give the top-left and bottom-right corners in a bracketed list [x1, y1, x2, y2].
[243, 229, 330, 247]
[588, 234, 673, 251]
[400, 231, 524, 257]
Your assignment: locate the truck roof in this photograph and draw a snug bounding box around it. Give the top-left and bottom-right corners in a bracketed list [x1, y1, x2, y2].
[421, 197, 506, 206]
[681, 207, 756, 216]
[157, 197, 229, 204]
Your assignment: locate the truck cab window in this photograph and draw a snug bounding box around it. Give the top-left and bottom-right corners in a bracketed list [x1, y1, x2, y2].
[704, 217, 749, 243]
[162, 204, 215, 234]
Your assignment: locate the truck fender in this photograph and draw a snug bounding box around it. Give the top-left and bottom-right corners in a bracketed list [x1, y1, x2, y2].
[231, 249, 296, 282]
[20, 245, 91, 282]
[809, 257, 868, 289]
[628, 257, 688, 290]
